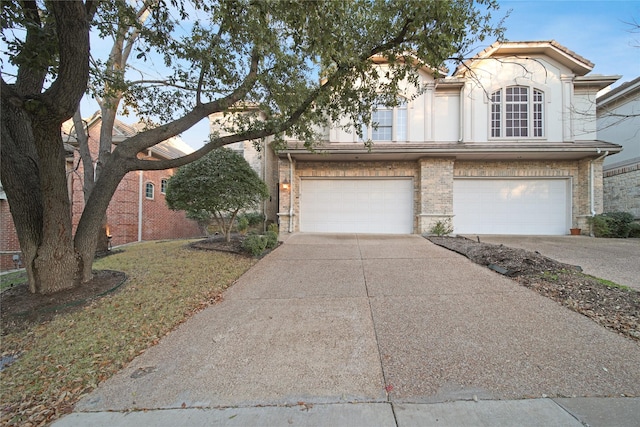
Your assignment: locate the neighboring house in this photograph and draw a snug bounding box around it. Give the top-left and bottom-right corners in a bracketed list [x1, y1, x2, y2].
[66, 112, 202, 247]
[0, 113, 201, 272]
[244, 41, 621, 236]
[597, 76, 640, 219]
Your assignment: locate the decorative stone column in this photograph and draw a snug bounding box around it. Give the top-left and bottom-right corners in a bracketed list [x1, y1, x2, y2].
[418, 157, 455, 234]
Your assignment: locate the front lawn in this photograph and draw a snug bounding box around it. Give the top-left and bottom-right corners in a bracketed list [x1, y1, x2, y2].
[0, 240, 255, 426]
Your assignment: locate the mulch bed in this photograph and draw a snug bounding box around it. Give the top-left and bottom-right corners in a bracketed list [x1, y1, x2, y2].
[190, 233, 248, 254]
[427, 236, 640, 341]
[1, 270, 127, 336]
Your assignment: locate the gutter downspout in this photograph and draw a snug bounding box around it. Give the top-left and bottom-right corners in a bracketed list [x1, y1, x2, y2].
[262, 141, 267, 233]
[287, 153, 293, 233]
[138, 170, 143, 242]
[590, 148, 608, 236]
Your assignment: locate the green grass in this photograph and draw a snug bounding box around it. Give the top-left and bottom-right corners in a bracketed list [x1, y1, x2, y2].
[0, 240, 255, 426]
[0, 270, 28, 291]
[587, 275, 632, 291]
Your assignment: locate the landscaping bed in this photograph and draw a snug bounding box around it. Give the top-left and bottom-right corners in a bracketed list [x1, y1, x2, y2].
[427, 236, 640, 341]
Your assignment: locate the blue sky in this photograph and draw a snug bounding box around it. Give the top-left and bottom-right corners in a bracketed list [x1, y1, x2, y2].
[496, 0, 639, 81]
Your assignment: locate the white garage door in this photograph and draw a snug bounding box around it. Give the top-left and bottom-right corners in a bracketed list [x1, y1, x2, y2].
[453, 179, 570, 235]
[300, 179, 413, 234]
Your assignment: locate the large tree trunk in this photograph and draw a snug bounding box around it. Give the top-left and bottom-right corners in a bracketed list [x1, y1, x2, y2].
[1, 2, 92, 294]
[1, 105, 81, 293]
[32, 121, 82, 292]
[74, 151, 129, 282]
[1, 104, 44, 293]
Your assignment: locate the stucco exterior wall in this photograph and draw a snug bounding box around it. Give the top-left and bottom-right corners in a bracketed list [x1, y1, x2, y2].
[465, 58, 563, 142]
[599, 84, 640, 168]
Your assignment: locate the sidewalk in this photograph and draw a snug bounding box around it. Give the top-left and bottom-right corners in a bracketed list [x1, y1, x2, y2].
[54, 397, 640, 426]
[54, 234, 640, 426]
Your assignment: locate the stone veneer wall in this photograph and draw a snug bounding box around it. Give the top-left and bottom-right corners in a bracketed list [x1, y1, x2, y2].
[276, 157, 602, 235]
[604, 164, 640, 219]
[418, 158, 455, 233]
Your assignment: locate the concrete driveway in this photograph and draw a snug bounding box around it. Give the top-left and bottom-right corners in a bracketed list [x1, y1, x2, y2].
[59, 234, 640, 426]
[472, 235, 640, 290]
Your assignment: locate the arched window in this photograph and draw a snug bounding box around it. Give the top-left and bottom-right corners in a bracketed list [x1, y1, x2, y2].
[145, 182, 154, 199]
[161, 178, 168, 194]
[491, 86, 544, 138]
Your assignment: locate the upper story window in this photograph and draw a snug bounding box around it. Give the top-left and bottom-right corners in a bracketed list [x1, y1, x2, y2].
[145, 182, 154, 199]
[491, 86, 544, 138]
[161, 178, 168, 194]
[362, 100, 408, 142]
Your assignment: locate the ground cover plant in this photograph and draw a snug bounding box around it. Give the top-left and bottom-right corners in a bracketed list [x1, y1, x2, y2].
[427, 236, 640, 341]
[0, 240, 255, 426]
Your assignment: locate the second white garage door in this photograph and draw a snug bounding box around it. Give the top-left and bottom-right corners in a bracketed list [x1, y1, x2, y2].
[453, 178, 570, 235]
[300, 179, 413, 234]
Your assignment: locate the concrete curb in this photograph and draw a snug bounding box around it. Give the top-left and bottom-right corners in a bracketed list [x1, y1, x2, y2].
[53, 398, 640, 426]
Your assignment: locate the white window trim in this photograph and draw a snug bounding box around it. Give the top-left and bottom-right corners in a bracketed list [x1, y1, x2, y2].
[489, 86, 546, 140]
[359, 99, 409, 142]
[145, 182, 155, 200]
[160, 178, 168, 194]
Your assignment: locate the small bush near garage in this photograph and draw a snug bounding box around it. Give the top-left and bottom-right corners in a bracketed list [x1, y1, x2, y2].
[629, 222, 640, 238]
[429, 219, 454, 236]
[589, 212, 635, 238]
[242, 234, 268, 256]
[241, 212, 265, 226]
[265, 230, 278, 249]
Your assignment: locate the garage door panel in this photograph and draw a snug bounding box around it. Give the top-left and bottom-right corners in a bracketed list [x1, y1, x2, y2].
[300, 179, 413, 234]
[453, 179, 569, 235]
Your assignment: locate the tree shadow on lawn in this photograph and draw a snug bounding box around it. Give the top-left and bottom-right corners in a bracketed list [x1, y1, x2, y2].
[1, 270, 127, 336]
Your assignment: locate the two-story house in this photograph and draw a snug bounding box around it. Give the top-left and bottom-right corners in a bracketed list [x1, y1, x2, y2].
[260, 41, 619, 236]
[597, 76, 640, 219]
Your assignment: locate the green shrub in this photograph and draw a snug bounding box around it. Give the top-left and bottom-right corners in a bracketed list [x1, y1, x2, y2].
[265, 230, 278, 249]
[430, 219, 453, 236]
[240, 212, 265, 226]
[629, 222, 640, 238]
[589, 212, 635, 238]
[242, 234, 267, 256]
[267, 223, 279, 234]
[237, 216, 249, 234]
[588, 215, 611, 237]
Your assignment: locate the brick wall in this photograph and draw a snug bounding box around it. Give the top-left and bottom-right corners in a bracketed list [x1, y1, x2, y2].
[1, 123, 202, 272]
[0, 201, 21, 271]
[140, 168, 202, 241]
[604, 164, 640, 219]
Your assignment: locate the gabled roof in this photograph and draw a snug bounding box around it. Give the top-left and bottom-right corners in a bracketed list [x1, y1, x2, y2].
[63, 112, 193, 160]
[597, 76, 640, 107]
[454, 40, 594, 77]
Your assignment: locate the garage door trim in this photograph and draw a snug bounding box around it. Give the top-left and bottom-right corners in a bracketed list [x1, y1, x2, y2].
[453, 177, 572, 235]
[300, 177, 414, 234]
